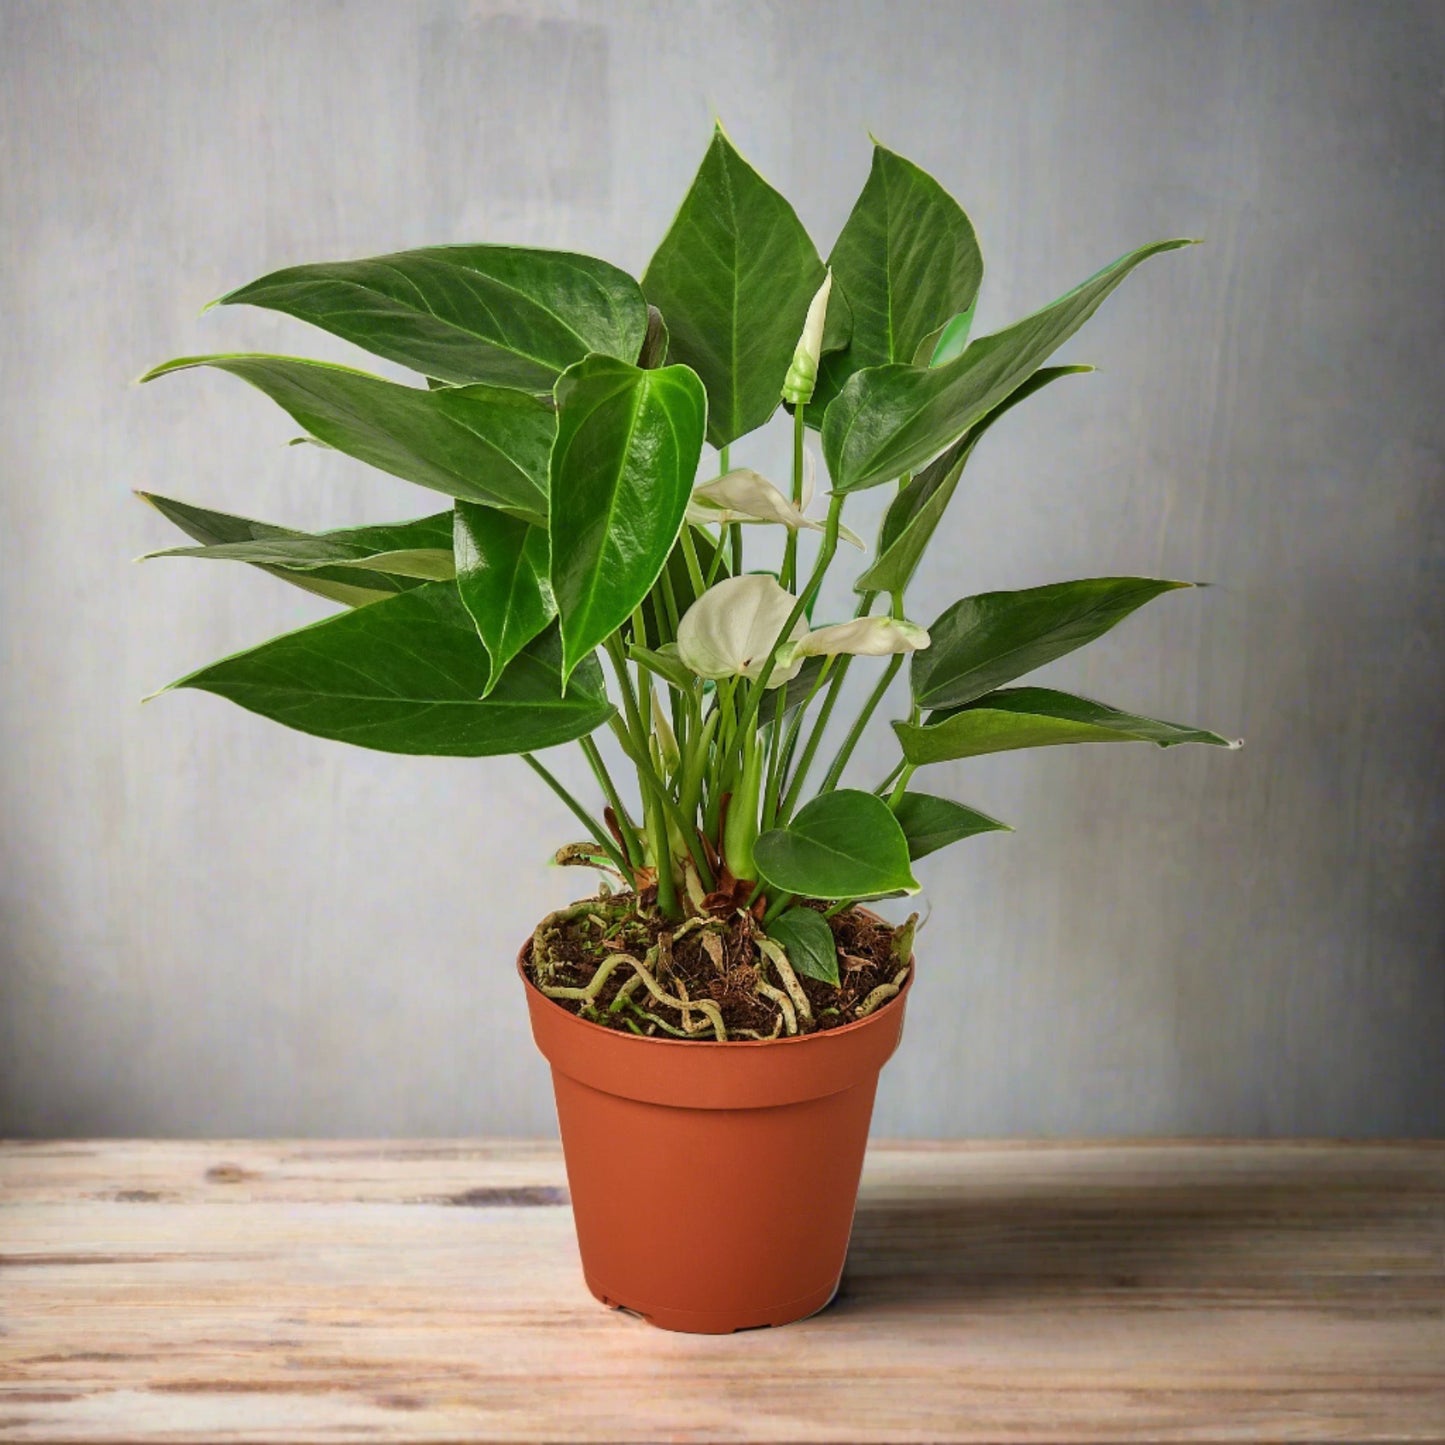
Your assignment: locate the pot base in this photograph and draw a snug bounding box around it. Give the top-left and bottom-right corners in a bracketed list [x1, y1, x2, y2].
[586, 1274, 841, 1334]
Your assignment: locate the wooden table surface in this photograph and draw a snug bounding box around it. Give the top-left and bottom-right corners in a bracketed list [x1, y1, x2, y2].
[1, 1140, 1442, 1443]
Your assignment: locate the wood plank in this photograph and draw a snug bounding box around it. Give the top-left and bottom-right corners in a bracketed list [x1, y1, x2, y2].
[1, 1141, 1442, 1442]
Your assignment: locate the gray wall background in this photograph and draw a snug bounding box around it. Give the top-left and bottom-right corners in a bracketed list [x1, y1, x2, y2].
[2, 0, 1441, 1139]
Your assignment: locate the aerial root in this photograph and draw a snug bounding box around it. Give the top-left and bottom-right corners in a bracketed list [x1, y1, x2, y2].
[755, 935, 814, 1026]
[539, 945, 728, 1041]
[753, 977, 798, 1035]
[855, 964, 912, 1018]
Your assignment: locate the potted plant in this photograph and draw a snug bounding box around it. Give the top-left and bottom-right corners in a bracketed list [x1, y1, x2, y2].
[140, 128, 1238, 1333]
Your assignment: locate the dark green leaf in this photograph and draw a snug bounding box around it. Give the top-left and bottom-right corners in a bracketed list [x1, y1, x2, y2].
[754, 789, 918, 901]
[162, 584, 613, 756]
[453, 502, 556, 695]
[141, 355, 554, 523]
[548, 355, 706, 683]
[810, 145, 983, 421]
[824, 238, 1194, 492]
[891, 792, 1009, 860]
[766, 906, 839, 987]
[895, 686, 1240, 765]
[218, 245, 648, 389]
[642, 127, 826, 448]
[912, 577, 1191, 712]
[137, 492, 448, 607]
[856, 366, 1090, 597]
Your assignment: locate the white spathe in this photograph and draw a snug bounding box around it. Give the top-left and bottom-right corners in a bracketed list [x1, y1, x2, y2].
[776, 616, 931, 667]
[685, 453, 863, 547]
[676, 574, 808, 687]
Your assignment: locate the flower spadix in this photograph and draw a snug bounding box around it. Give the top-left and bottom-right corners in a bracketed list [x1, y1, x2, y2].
[676, 574, 808, 687]
[776, 616, 931, 668]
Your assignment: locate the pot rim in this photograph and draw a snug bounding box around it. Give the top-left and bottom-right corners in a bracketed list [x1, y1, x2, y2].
[515, 905, 914, 1053]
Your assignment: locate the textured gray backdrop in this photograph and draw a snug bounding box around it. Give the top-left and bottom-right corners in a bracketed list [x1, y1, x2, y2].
[2, 0, 1441, 1138]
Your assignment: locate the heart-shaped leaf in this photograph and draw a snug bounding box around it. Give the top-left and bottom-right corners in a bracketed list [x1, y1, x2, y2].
[824, 238, 1193, 492]
[765, 906, 839, 987]
[218, 246, 649, 390]
[809, 145, 983, 422]
[642, 127, 827, 448]
[891, 792, 1010, 860]
[548, 356, 706, 682]
[895, 686, 1241, 765]
[141, 356, 554, 523]
[912, 577, 1191, 712]
[754, 789, 919, 900]
[453, 502, 556, 695]
[137, 492, 451, 607]
[161, 583, 612, 756]
[856, 366, 1090, 597]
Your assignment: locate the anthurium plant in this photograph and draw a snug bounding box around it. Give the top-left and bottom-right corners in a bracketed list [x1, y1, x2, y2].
[141, 129, 1237, 1043]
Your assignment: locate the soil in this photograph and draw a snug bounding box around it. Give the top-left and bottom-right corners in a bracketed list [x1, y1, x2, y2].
[522, 893, 912, 1040]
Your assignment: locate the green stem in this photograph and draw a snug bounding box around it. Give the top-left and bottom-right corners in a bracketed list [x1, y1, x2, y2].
[761, 890, 795, 926]
[819, 653, 904, 794]
[610, 716, 715, 889]
[777, 591, 876, 821]
[887, 762, 917, 810]
[522, 753, 630, 877]
[782, 405, 805, 590]
[580, 735, 642, 864]
[735, 494, 844, 739]
[874, 758, 907, 796]
[678, 525, 706, 599]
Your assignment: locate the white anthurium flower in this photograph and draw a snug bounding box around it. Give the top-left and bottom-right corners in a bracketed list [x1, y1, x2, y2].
[685, 452, 864, 548]
[676, 573, 809, 688]
[775, 616, 932, 668]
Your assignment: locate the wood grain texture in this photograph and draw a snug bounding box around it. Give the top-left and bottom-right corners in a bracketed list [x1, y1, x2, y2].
[1, 1140, 1442, 1442]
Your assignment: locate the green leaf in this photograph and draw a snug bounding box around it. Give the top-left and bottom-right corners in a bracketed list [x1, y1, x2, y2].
[218, 245, 649, 389]
[856, 366, 1089, 597]
[912, 577, 1192, 712]
[137, 492, 449, 607]
[141, 356, 554, 523]
[914, 307, 976, 368]
[891, 792, 1009, 860]
[754, 789, 918, 901]
[162, 583, 612, 756]
[766, 907, 839, 987]
[548, 355, 706, 683]
[642, 127, 826, 448]
[453, 502, 556, 695]
[627, 642, 695, 693]
[895, 686, 1241, 765]
[824, 238, 1194, 492]
[809, 145, 983, 421]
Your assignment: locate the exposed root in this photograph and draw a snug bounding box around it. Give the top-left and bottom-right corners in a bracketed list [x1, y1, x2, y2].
[855, 964, 912, 1018]
[754, 977, 798, 1035]
[755, 935, 814, 1026]
[732, 1014, 785, 1041]
[540, 945, 728, 1041]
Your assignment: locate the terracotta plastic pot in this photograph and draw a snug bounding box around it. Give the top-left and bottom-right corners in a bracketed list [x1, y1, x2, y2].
[519, 939, 912, 1333]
